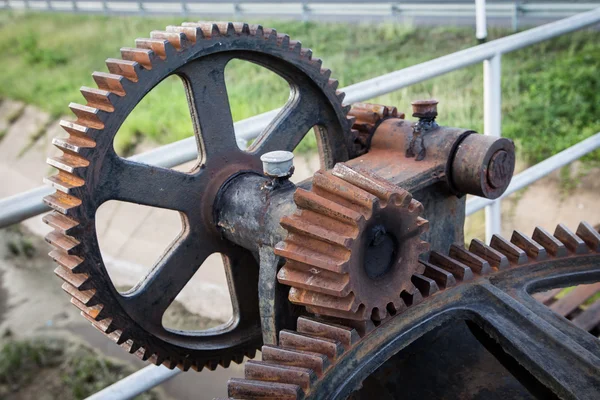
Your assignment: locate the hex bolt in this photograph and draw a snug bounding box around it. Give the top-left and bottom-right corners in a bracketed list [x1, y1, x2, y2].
[411, 99, 438, 120]
[260, 151, 295, 178]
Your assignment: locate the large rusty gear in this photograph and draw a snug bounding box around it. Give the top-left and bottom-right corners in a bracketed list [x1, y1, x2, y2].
[275, 163, 429, 322]
[42, 22, 355, 371]
[228, 222, 600, 399]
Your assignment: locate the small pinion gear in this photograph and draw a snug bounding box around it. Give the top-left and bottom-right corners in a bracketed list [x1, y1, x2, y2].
[275, 163, 429, 321]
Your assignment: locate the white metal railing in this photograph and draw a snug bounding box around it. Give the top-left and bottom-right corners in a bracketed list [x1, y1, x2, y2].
[1, 1, 599, 29]
[0, 8, 598, 400]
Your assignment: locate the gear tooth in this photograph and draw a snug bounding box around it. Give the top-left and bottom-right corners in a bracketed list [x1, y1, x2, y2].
[277, 263, 350, 297]
[45, 230, 79, 254]
[279, 330, 344, 361]
[244, 360, 315, 392]
[120, 339, 142, 355]
[274, 241, 350, 274]
[262, 345, 329, 377]
[289, 287, 359, 313]
[162, 358, 179, 369]
[248, 24, 264, 37]
[510, 230, 548, 261]
[300, 48, 313, 60]
[219, 358, 232, 368]
[69, 103, 106, 129]
[206, 359, 220, 370]
[371, 307, 388, 321]
[408, 199, 423, 214]
[180, 359, 193, 371]
[327, 79, 339, 91]
[320, 68, 332, 80]
[52, 135, 95, 155]
[62, 281, 96, 305]
[81, 312, 116, 335]
[280, 215, 354, 248]
[293, 188, 363, 226]
[43, 212, 78, 234]
[228, 377, 303, 400]
[92, 72, 126, 96]
[277, 34, 290, 48]
[105, 59, 140, 84]
[554, 223, 589, 254]
[51, 250, 84, 273]
[417, 240, 430, 255]
[54, 265, 88, 289]
[416, 217, 429, 235]
[310, 57, 323, 69]
[296, 316, 360, 349]
[80, 86, 116, 112]
[239, 22, 251, 35]
[191, 361, 204, 372]
[469, 238, 510, 269]
[490, 234, 529, 265]
[335, 90, 346, 104]
[71, 296, 107, 320]
[421, 260, 457, 289]
[576, 221, 600, 252]
[448, 244, 492, 275]
[289, 40, 301, 53]
[428, 251, 474, 281]
[149, 353, 166, 367]
[150, 30, 188, 50]
[167, 25, 202, 43]
[59, 120, 90, 138]
[411, 274, 439, 297]
[306, 303, 368, 321]
[225, 22, 237, 36]
[400, 287, 423, 307]
[121, 46, 155, 69]
[43, 192, 81, 216]
[47, 153, 88, 175]
[312, 171, 376, 215]
[532, 226, 568, 257]
[245, 348, 258, 359]
[44, 172, 84, 194]
[135, 38, 170, 59]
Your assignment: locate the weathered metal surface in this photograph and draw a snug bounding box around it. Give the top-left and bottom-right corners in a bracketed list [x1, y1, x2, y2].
[42, 21, 355, 370]
[228, 222, 600, 399]
[274, 163, 429, 322]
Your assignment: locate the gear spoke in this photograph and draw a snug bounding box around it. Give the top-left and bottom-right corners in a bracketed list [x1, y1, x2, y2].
[178, 55, 239, 159]
[250, 86, 322, 156]
[122, 228, 214, 325]
[102, 157, 200, 213]
[470, 283, 600, 399]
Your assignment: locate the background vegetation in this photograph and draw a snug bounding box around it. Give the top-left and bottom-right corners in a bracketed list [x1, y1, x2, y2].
[0, 11, 598, 164]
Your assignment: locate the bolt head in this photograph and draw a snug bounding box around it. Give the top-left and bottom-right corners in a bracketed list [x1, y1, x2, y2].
[260, 151, 294, 178]
[411, 99, 438, 119]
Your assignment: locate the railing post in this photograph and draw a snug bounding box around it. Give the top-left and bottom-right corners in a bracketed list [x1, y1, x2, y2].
[475, 0, 488, 42]
[512, 2, 520, 32]
[483, 53, 502, 242]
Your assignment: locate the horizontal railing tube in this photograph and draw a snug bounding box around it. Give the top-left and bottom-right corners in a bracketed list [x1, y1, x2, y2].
[466, 132, 600, 216]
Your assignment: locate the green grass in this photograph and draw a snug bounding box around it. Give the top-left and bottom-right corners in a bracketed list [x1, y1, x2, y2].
[0, 11, 598, 162]
[0, 337, 158, 399]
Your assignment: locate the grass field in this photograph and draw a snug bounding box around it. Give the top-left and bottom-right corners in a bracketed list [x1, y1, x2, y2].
[0, 11, 598, 163]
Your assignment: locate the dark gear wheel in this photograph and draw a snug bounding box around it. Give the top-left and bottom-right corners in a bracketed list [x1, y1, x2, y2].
[275, 163, 429, 321]
[229, 222, 600, 400]
[42, 22, 355, 370]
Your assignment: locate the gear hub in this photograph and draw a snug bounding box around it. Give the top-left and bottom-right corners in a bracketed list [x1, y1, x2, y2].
[275, 163, 429, 321]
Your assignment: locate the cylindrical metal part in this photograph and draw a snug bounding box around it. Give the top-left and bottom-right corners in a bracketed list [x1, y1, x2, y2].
[260, 151, 295, 178]
[411, 99, 438, 119]
[216, 172, 297, 253]
[451, 134, 515, 199]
